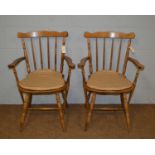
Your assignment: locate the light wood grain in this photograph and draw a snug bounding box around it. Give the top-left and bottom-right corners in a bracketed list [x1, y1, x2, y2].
[9, 30, 75, 131]
[78, 31, 144, 131]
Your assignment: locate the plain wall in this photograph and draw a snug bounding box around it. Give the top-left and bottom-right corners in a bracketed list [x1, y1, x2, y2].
[0, 15, 155, 104]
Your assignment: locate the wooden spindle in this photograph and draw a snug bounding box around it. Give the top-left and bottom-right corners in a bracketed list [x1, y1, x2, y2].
[39, 37, 43, 69]
[47, 37, 50, 69]
[31, 38, 37, 70]
[62, 37, 65, 46]
[21, 39, 30, 73]
[60, 37, 66, 73]
[116, 39, 122, 72]
[54, 37, 57, 71]
[96, 38, 98, 71]
[122, 39, 132, 75]
[109, 38, 114, 70]
[87, 38, 93, 74]
[103, 38, 106, 70]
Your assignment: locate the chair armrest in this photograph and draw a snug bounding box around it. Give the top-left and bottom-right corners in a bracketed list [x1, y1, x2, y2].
[8, 57, 26, 69]
[62, 55, 75, 96]
[64, 55, 75, 69]
[78, 56, 90, 69]
[128, 57, 144, 71]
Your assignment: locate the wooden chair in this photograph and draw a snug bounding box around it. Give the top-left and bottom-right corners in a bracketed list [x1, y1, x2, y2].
[8, 31, 75, 131]
[78, 32, 144, 131]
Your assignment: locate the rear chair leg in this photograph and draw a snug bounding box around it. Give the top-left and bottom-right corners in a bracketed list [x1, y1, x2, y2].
[56, 93, 65, 131]
[20, 93, 32, 131]
[84, 93, 96, 131]
[62, 91, 68, 109]
[120, 94, 124, 108]
[84, 89, 89, 109]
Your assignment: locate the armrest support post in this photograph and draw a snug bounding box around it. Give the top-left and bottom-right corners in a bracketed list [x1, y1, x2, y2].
[61, 54, 75, 96]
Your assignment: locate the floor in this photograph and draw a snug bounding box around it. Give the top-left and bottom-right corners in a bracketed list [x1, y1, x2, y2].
[0, 104, 155, 138]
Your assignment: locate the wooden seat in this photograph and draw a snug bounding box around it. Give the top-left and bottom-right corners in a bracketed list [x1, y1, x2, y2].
[8, 31, 75, 131]
[19, 69, 65, 92]
[78, 31, 144, 131]
[87, 71, 133, 92]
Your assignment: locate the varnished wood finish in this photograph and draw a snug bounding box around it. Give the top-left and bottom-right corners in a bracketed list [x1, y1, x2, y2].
[87, 38, 93, 74]
[103, 38, 106, 70]
[128, 57, 144, 70]
[78, 31, 144, 131]
[54, 37, 57, 70]
[121, 94, 131, 128]
[21, 39, 31, 73]
[78, 56, 90, 108]
[62, 91, 68, 109]
[29, 107, 60, 111]
[116, 39, 122, 72]
[18, 31, 68, 38]
[20, 93, 31, 131]
[96, 38, 98, 71]
[8, 31, 75, 131]
[122, 39, 132, 75]
[78, 56, 89, 69]
[94, 107, 123, 111]
[84, 31, 135, 39]
[109, 38, 114, 70]
[85, 93, 96, 131]
[8, 57, 25, 69]
[60, 37, 66, 73]
[31, 38, 37, 70]
[56, 93, 65, 131]
[47, 37, 50, 68]
[39, 37, 43, 69]
[64, 55, 75, 69]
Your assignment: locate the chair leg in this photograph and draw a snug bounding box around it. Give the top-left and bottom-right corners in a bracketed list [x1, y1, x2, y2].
[56, 93, 65, 131]
[84, 93, 96, 131]
[128, 88, 135, 104]
[84, 88, 89, 109]
[121, 94, 130, 129]
[19, 90, 24, 103]
[120, 94, 124, 108]
[62, 91, 68, 109]
[20, 93, 31, 131]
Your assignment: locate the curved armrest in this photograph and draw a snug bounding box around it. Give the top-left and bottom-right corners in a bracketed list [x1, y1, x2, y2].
[64, 55, 75, 69]
[128, 57, 144, 71]
[8, 57, 26, 69]
[62, 55, 75, 96]
[78, 56, 90, 69]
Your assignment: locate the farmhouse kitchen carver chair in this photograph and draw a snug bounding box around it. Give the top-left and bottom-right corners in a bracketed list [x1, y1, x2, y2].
[78, 32, 144, 131]
[8, 31, 75, 131]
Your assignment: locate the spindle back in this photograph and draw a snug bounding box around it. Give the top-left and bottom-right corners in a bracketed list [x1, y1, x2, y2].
[18, 31, 68, 72]
[84, 32, 135, 74]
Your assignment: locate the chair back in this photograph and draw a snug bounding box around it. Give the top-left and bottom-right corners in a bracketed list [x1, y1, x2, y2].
[84, 32, 135, 74]
[18, 31, 68, 73]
